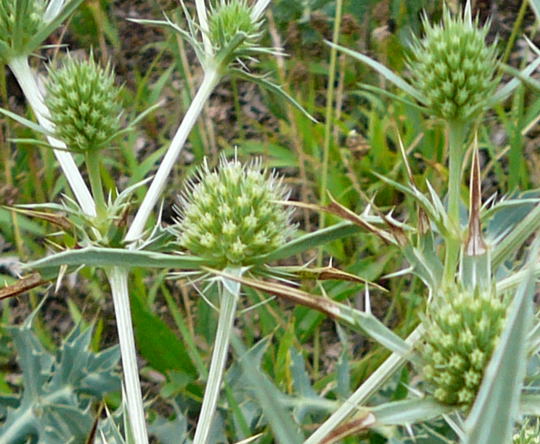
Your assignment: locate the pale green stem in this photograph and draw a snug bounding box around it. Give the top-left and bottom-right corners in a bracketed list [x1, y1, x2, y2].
[85, 151, 107, 219]
[251, 0, 272, 21]
[194, 0, 212, 57]
[193, 268, 242, 444]
[318, 0, 344, 240]
[443, 120, 466, 285]
[125, 68, 220, 243]
[305, 326, 424, 444]
[106, 267, 149, 444]
[8, 56, 96, 217]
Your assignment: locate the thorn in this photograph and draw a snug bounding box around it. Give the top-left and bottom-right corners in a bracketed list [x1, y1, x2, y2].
[364, 284, 371, 314]
[395, 128, 416, 187]
[465, 141, 487, 256]
[55, 264, 68, 293]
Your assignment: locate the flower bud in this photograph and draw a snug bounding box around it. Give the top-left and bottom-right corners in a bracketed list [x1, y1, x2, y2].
[419, 288, 508, 407]
[208, 0, 262, 52]
[409, 8, 499, 121]
[45, 55, 122, 153]
[176, 157, 294, 268]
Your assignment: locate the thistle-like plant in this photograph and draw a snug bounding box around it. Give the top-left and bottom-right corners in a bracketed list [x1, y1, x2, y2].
[8, 0, 540, 444]
[0, 309, 120, 444]
[3, 1, 302, 442]
[329, 2, 540, 287]
[292, 3, 540, 439]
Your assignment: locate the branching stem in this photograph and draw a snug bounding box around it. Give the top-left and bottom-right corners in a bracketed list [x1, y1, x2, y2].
[125, 68, 220, 243]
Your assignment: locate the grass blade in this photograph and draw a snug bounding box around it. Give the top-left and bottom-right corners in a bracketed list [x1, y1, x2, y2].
[328, 41, 424, 102]
[230, 334, 304, 444]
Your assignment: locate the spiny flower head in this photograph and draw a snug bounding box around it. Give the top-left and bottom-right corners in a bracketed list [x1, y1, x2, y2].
[176, 157, 294, 268]
[208, 0, 262, 53]
[45, 55, 122, 153]
[408, 7, 499, 121]
[419, 288, 508, 407]
[0, 0, 45, 56]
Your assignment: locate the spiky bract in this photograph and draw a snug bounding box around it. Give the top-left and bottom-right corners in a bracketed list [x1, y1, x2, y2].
[208, 0, 262, 52]
[0, 0, 45, 58]
[409, 7, 499, 121]
[176, 157, 294, 268]
[420, 288, 508, 407]
[46, 55, 122, 153]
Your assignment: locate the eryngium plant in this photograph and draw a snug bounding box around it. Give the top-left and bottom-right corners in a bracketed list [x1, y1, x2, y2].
[46, 55, 122, 153]
[408, 7, 499, 121]
[420, 287, 508, 407]
[176, 157, 294, 268]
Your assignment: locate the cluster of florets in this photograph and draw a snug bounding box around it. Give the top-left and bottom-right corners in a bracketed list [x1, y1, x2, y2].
[419, 288, 508, 407]
[176, 157, 294, 268]
[0, 0, 45, 50]
[208, 0, 262, 52]
[409, 7, 499, 121]
[513, 420, 540, 444]
[45, 55, 122, 153]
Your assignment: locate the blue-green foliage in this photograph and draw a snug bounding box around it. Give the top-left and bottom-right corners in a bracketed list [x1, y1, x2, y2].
[0, 311, 120, 444]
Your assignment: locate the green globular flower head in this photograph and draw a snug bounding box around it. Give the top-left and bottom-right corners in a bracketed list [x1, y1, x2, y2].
[208, 0, 262, 53]
[419, 288, 508, 408]
[45, 55, 122, 153]
[176, 157, 294, 268]
[0, 0, 45, 60]
[409, 7, 499, 121]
